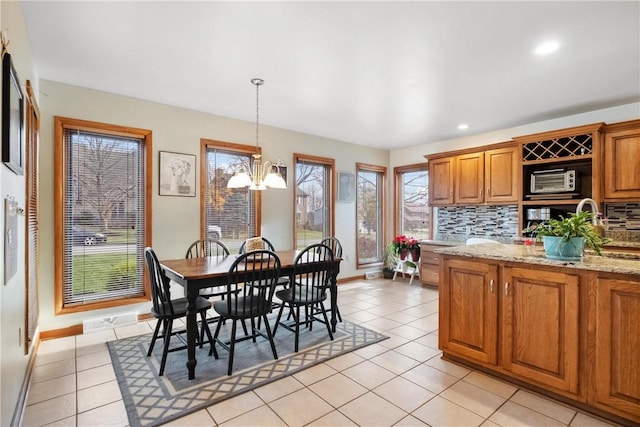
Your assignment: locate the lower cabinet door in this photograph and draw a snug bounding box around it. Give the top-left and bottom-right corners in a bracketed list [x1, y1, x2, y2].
[595, 276, 640, 420]
[440, 258, 499, 365]
[501, 267, 579, 394]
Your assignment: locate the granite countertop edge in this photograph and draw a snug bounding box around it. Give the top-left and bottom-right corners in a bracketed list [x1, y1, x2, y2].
[433, 243, 640, 276]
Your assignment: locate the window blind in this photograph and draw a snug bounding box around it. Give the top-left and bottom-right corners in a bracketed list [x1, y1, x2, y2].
[204, 146, 258, 253]
[62, 129, 146, 305]
[26, 81, 39, 351]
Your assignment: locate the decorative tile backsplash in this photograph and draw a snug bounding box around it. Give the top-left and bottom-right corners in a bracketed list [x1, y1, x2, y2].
[604, 203, 640, 242]
[605, 203, 640, 230]
[434, 203, 640, 244]
[435, 205, 519, 243]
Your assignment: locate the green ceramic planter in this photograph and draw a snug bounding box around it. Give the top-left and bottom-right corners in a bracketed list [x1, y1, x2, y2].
[542, 236, 585, 261]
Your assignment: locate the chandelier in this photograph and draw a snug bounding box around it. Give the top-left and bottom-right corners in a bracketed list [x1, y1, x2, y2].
[227, 78, 287, 191]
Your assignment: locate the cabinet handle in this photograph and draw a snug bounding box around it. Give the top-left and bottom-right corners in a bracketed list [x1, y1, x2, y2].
[504, 281, 509, 296]
[487, 186, 491, 196]
[489, 279, 494, 293]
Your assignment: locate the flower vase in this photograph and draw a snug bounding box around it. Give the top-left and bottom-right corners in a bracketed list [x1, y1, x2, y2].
[411, 248, 420, 262]
[399, 249, 408, 260]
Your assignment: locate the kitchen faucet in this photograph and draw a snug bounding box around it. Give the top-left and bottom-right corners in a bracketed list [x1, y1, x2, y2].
[576, 198, 600, 225]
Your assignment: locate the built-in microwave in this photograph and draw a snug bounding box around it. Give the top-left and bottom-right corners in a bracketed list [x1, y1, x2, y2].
[530, 169, 578, 194]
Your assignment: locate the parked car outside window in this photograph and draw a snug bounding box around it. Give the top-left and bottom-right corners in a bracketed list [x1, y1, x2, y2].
[72, 226, 107, 246]
[207, 225, 222, 240]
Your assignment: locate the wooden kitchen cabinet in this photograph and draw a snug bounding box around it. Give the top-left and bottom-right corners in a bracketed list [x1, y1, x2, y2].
[594, 276, 640, 419]
[502, 267, 579, 394]
[485, 145, 519, 203]
[440, 258, 579, 393]
[419, 244, 446, 286]
[428, 143, 519, 206]
[455, 152, 484, 204]
[428, 156, 455, 205]
[439, 258, 499, 364]
[603, 120, 640, 200]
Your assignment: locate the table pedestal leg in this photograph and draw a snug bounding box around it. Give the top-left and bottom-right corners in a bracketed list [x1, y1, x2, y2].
[186, 288, 198, 380]
[331, 267, 339, 332]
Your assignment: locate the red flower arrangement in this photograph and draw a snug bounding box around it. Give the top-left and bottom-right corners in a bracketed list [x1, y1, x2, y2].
[392, 235, 420, 259]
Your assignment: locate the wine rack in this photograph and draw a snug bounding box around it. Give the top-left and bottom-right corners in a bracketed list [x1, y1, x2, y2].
[522, 133, 593, 162]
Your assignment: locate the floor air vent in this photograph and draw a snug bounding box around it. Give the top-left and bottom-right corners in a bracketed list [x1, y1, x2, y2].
[365, 270, 382, 279]
[83, 312, 138, 333]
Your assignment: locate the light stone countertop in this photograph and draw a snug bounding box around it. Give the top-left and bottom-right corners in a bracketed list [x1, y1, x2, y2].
[433, 243, 640, 276]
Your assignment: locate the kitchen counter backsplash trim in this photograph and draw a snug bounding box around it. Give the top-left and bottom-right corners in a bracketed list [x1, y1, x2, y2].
[434, 243, 640, 276]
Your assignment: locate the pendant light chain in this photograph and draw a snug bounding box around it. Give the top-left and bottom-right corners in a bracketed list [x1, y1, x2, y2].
[227, 77, 285, 190]
[251, 78, 264, 149]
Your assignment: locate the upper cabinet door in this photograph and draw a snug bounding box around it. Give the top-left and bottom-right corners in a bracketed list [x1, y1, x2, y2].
[485, 146, 519, 203]
[455, 152, 484, 204]
[429, 156, 455, 206]
[603, 125, 640, 201]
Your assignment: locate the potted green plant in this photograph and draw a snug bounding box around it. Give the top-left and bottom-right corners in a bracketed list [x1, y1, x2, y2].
[524, 210, 611, 260]
[383, 243, 399, 279]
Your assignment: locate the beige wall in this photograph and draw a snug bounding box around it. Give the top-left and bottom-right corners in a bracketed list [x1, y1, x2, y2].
[38, 80, 389, 332]
[1, 2, 39, 425]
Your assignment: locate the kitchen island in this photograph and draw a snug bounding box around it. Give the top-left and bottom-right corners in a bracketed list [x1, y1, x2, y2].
[434, 243, 639, 426]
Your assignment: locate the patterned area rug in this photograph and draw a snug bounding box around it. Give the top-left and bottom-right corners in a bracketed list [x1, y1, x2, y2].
[108, 319, 388, 427]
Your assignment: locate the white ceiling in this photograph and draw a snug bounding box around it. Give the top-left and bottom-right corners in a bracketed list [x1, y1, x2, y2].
[20, 1, 640, 150]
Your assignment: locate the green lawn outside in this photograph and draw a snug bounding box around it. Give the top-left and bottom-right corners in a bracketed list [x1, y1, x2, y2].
[103, 229, 138, 244]
[295, 229, 324, 249]
[72, 253, 137, 295]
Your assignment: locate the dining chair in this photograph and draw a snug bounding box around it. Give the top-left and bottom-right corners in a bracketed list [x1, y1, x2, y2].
[239, 236, 291, 311]
[319, 236, 343, 322]
[144, 247, 215, 376]
[210, 250, 282, 375]
[185, 238, 247, 344]
[273, 243, 334, 352]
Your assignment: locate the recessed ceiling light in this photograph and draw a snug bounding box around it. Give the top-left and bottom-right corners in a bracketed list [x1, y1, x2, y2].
[535, 41, 560, 55]
[457, 124, 469, 130]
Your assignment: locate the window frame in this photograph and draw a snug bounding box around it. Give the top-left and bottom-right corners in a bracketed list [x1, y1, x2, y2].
[394, 162, 430, 239]
[355, 162, 387, 268]
[200, 139, 263, 244]
[292, 153, 335, 250]
[54, 117, 152, 314]
[25, 81, 39, 353]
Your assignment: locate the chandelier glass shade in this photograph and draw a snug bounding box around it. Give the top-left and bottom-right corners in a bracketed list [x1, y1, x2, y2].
[227, 78, 286, 191]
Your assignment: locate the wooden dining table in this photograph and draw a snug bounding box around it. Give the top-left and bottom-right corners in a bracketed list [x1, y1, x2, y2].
[160, 249, 341, 380]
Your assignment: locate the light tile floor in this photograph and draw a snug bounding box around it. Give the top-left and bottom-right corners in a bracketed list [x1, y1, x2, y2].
[23, 279, 624, 427]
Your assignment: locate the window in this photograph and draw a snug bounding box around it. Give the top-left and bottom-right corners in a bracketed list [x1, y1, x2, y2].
[25, 81, 39, 352]
[356, 163, 386, 266]
[201, 139, 261, 253]
[54, 118, 152, 313]
[395, 164, 430, 240]
[294, 154, 334, 249]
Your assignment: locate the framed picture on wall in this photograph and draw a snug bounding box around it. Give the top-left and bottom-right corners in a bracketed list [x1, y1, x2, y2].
[2, 53, 24, 176]
[159, 151, 197, 196]
[338, 171, 355, 203]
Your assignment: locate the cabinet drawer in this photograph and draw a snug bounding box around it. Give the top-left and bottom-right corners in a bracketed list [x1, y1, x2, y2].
[421, 253, 439, 265]
[420, 268, 439, 285]
[421, 245, 443, 264]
